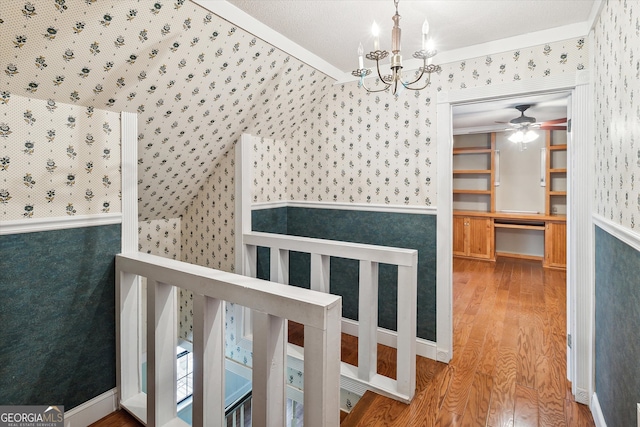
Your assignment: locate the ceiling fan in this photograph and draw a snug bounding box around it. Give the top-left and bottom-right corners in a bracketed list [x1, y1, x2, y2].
[498, 104, 567, 148]
[500, 104, 567, 131]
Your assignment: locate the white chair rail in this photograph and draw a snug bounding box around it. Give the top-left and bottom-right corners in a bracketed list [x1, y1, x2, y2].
[116, 252, 342, 427]
[242, 231, 418, 403]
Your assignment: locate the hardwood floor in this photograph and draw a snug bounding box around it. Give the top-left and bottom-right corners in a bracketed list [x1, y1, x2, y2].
[89, 410, 143, 427]
[341, 257, 595, 426]
[92, 257, 595, 427]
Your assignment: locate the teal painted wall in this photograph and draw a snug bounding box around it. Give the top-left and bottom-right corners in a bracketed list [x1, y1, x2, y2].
[252, 207, 437, 341]
[595, 226, 640, 427]
[0, 225, 121, 409]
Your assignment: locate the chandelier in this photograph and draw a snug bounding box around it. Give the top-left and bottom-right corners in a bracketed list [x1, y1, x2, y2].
[352, 0, 441, 95]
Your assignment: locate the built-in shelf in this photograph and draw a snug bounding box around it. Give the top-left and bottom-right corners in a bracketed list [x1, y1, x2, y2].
[549, 144, 568, 151]
[549, 191, 567, 196]
[453, 169, 492, 174]
[453, 189, 492, 195]
[550, 168, 567, 173]
[452, 147, 492, 154]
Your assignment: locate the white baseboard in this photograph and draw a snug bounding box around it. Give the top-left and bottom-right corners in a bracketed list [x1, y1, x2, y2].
[64, 388, 118, 427]
[591, 392, 607, 427]
[341, 318, 437, 360]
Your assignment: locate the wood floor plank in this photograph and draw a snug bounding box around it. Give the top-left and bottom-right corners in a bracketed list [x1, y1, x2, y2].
[516, 323, 536, 389]
[536, 355, 567, 426]
[89, 410, 143, 427]
[459, 371, 493, 427]
[487, 348, 517, 427]
[514, 384, 538, 427]
[565, 398, 593, 426]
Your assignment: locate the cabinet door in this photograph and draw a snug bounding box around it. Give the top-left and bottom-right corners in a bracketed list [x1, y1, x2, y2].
[545, 222, 566, 268]
[468, 217, 493, 259]
[452, 216, 467, 256]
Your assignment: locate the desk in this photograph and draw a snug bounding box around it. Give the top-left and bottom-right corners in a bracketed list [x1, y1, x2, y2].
[453, 211, 566, 269]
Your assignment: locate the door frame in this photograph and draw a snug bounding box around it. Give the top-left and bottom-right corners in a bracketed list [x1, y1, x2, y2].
[435, 71, 594, 404]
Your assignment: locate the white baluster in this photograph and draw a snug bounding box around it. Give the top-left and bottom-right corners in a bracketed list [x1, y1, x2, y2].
[310, 253, 330, 293]
[147, 280, 177, 426]
[252, 311, 286, 426]
[396, 263, 417, 399]
[358, 260, 378, 381]
[303, 302, 341, 427]
[192, 294, 224, 427]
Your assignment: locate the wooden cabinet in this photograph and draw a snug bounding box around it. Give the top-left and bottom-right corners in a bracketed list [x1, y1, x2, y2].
[453, 215, 494, 260]
[544, 221, 566, 269]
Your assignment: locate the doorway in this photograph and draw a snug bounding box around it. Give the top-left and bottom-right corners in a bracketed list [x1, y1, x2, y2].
[434, 72, 594, 405]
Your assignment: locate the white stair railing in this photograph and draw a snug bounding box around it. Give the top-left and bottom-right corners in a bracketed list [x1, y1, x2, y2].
[242, 231, 418, 403]
[116, 252, 342, 427]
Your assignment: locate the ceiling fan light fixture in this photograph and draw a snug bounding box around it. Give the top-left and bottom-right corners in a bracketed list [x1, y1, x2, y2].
[508, 127, 539, 144]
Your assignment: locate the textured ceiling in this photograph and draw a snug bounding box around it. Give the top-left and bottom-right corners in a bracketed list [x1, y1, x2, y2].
[226, 0, 596, 73]
[1, 0, 331, 220]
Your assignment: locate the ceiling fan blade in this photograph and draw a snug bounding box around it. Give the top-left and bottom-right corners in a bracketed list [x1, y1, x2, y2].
[541, 117, 567, 126]
[539, 125, 567, 131]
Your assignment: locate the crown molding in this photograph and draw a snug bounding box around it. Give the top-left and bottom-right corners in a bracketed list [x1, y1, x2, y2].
[334, 21, 592, 85]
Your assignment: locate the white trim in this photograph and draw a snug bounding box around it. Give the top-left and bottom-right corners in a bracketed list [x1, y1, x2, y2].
[341, 318, 437, 360]
[193, 1, 343, 81]
[435, 96, 454, 364]
[250, 201, 289, 211]
[252, 200, 437, 215]
[0, 213, 122, 235]
[569, 74, 594, 404]
[443, 74, 577, 105]
[335, 23, 591, 85]
[637, 403, 640, 427]
[591, 392, 608, 427]
[592, 214, 640, 253]
[64, 388, 118, 427]
[120, 111, 138, 253]
[587, 0, 605, 33]
[437, 72, 591, 384]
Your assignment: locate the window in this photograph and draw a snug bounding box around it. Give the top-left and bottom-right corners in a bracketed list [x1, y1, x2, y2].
[176, 345, 193, 403]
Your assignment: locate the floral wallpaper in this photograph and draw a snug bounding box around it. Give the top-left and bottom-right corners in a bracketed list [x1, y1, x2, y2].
[0, 92, 121, 221]
[0, 0, 331, 221]
[251, 37, 587, 206]
[593, 0, 640, 230]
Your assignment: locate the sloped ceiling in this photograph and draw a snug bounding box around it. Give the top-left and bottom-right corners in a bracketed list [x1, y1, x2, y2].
[1, 0, 331, 220]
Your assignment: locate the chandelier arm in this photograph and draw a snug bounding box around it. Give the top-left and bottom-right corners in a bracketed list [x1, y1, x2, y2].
[400, 61, 428, 87]
[373, 58, 391, 85]
[360, 77, 391, 93]
[402, 73, 433, 91]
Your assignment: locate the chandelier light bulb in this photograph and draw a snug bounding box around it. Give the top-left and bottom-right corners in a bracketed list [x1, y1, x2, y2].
[421, 19, 429, 50]
[372, 21, 380, 50]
